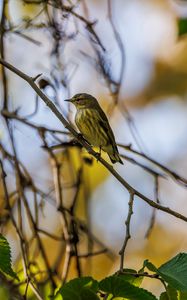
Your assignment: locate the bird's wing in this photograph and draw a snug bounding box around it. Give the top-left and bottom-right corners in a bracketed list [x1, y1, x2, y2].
[94, 108, 118, 151]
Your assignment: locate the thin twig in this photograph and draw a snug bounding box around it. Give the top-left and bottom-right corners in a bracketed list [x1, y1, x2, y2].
[108, 0, 125, 104]
[145, 175, 160, 238]
[39, 132, 70, 284]
[78, 248, 108, 258]
[0, 58, 187, 225]
[119, 193, 134, 272]
[2, 109, 69, 135]
[107, 0, 148, 151]
[0, 160, 44, 300]
[118, 143, 187, 187]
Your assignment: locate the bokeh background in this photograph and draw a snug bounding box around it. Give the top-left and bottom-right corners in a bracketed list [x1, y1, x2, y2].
[1, 0, 187, 298]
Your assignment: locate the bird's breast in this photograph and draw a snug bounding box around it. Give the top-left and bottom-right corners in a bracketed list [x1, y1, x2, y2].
[75, 109, 101, 146]
[75, 109, 93, 133]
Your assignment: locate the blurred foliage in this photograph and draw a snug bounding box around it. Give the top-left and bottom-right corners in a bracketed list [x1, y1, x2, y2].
[178, 19, 187, 37]
[0, 286, 10, 300]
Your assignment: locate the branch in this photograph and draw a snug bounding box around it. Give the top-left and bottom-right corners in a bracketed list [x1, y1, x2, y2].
[0, 160, 44, 300]
[1, 58, 187, 225]
[119, 193, 134, 271]
[1, 109, 69, 135]
[108, 0, 125, 103]
[145, 175, 159, 238]
[118, 143, 187, 187]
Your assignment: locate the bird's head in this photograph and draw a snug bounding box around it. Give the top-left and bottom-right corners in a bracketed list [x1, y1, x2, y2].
[65, 93, 98, 109]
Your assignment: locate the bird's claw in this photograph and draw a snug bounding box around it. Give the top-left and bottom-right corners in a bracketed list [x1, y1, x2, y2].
[95, 152, 101, 162]
[77, 133, 83, 139]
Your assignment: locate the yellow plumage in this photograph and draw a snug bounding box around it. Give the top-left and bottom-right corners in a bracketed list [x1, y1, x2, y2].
[65, 93, 123, 164]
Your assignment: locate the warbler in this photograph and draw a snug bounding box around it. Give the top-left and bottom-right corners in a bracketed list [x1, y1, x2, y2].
[65, 93, 123, 164]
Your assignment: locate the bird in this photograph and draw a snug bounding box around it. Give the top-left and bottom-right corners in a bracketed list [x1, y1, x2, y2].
[65, 93, 123, 164]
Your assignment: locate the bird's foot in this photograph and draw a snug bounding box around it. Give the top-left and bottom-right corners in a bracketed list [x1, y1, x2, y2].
[95, 147, 102, 162]
[77, 133, 84, 139]
[95, 152, 101, 162]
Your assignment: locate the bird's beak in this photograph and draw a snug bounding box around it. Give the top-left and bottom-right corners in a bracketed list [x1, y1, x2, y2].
[64, 98, 72, 102]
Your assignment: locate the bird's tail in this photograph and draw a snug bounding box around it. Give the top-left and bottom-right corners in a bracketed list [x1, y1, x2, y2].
[108, 152, 123, 165]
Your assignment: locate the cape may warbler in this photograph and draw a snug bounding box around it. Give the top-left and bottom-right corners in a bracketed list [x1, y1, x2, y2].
[65, 93, 123, 164]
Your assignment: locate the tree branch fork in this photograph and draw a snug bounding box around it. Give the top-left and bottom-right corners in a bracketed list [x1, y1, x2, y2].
[0, 57, 187, 225]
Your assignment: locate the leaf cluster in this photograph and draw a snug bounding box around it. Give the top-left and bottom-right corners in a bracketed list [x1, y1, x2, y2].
[1, 234, 187, 299]
[54, 253, 187, 300]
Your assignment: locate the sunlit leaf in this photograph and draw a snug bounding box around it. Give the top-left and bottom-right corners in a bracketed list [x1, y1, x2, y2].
[114, 269, 144, 287]
[0, 285, 10, 300]
[159, 286, 187, 300]
[178, 290, 187, 300]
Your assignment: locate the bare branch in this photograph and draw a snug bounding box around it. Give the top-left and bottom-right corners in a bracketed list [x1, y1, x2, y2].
[0, 58, 187, 225]
[118, 143, 187, 187]
[145, 175, 160, 238]
[119, 193, 134, 272]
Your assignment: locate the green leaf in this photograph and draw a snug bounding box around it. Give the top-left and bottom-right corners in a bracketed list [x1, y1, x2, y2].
[159, 286, 177, 300]
[143, 260, 158, 273]
[160, 287, 187, 300]
[144, 254, 187, 292]
[178, 19, 187, 37]
[159, 292, 169, 300]
[178, 291, 187, 300]
[57, 277, 99, 300]
[80, 288, 100, 300]
[158, 253, 187, 292]
[0, 285, 10, 300]
[0, 234, 18, 280]
[114, 269, 144, 287]
[99, 276, 158, 300]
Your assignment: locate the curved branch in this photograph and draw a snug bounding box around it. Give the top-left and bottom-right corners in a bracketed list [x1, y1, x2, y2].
[0, 58, 187, 224]
[118, 143, 187, 187]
